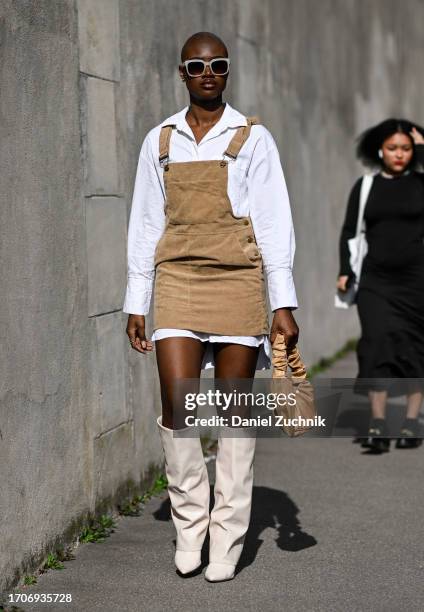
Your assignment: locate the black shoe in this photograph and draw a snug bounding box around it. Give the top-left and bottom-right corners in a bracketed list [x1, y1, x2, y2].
[361, 419, 390, 453]
[395, 428, 423, 449]
[363, 436, 391, 452]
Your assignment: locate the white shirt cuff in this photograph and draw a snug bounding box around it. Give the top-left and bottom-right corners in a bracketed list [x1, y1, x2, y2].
[266, 268, 298, 312]
[122, 279, 153, 315]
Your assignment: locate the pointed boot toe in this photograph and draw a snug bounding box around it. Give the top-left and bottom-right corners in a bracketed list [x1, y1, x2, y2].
[175, 550, 202, 574]
[205, 562, 236, 582]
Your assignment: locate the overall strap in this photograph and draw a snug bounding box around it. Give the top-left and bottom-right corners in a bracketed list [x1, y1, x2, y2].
[223, 116, 260, 160]
[158, 125, 175, 164]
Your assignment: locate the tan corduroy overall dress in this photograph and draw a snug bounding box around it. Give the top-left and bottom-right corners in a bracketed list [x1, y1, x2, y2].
[153, 116, 269, 337]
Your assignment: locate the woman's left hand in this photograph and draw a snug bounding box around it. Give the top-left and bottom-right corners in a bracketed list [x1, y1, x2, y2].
[410, 127, 424, 145]
[270, 308, 299, 350]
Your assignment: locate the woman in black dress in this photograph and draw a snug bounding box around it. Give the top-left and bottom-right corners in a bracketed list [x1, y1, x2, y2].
[338, 119, 424, 452]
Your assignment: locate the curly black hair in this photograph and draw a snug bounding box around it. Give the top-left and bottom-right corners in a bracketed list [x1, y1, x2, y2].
[356, 118, 424, 169]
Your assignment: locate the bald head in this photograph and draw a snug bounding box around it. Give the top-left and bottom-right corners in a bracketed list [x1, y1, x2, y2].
[180, 31, 228, 62]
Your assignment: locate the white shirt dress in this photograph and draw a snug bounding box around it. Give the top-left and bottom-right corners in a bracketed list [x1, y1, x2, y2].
[122, 103, 298, 370]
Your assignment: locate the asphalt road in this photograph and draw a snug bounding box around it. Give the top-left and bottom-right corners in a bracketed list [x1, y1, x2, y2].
[10, 352, 424, 612]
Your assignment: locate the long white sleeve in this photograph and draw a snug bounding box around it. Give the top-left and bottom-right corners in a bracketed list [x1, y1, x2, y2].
[247, 131, 298, 311]
[122, 136, 165, 315]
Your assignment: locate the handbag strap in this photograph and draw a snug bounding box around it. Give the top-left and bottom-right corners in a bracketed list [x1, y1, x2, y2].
[355, 174, 374, 237]
[271, 333, 307, 380]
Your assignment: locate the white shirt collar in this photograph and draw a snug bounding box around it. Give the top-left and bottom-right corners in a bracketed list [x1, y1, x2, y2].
[160, 102, 248, 143]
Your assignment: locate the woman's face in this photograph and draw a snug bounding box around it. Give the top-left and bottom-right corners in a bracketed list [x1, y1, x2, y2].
[179, 38, 228, 102]
[381, 132, 414, 174]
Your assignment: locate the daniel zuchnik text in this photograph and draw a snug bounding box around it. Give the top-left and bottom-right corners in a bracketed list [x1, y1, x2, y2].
[185, 414, 326, 427]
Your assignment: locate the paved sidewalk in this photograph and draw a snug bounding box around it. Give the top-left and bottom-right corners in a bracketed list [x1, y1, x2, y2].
[11, 352, 424, 611]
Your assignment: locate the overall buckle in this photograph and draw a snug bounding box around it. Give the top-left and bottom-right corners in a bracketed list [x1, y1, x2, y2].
[159, 155, 169, 170]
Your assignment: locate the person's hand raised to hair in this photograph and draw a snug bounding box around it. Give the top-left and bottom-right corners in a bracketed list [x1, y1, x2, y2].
[410, 127, 424, 145]
[126, 314, 154, 354]
[270, 308, 299, 351]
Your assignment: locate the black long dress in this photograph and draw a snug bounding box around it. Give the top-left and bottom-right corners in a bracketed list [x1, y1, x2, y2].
[339, 146, 424, 395]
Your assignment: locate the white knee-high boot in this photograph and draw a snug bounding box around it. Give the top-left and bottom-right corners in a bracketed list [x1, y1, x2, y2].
[205, 429, 256, 582]
[157, 416, 210, 574]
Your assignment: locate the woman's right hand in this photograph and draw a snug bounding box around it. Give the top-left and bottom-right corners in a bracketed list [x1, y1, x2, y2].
[126, 314, 154, 354]
[410, 126, 424, 145]
[336, 275, 350, 292]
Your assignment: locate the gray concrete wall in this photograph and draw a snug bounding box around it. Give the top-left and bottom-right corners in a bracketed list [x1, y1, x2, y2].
[0, 0, 163, 592]
[1, 0, 423, 591]
[0, 0, 94, 590]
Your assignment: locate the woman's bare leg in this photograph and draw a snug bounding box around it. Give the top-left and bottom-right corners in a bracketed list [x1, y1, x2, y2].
[213, 343, 259, 422]
[213, 343, 259, 379]
[155, 337, 207, 429]
[368, 390, 388, 419]
[406, 391, 423, 419]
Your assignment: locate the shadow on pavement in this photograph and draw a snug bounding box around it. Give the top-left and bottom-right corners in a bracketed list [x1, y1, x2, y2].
[238, 486, 317, 573]
[152, 485, 317, 575]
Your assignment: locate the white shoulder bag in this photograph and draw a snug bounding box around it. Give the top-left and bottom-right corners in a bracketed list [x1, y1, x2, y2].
[334, 174, 374, 309]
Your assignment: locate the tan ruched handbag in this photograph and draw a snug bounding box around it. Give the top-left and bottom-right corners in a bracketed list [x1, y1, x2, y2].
[271, 332, 316, 437]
